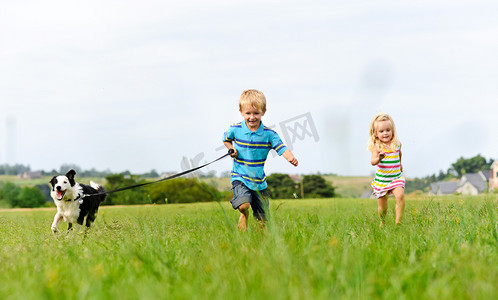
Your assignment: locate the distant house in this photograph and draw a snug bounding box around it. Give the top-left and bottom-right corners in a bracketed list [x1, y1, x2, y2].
[288, 174, 302, 183]
[429, 181, 459, 196]
[429, 171, 489, 196]
[360, 190, 374, 199]
[19, 171, 42, 179]
[458, 172, 488, 195]
[489, 161, 498, 192]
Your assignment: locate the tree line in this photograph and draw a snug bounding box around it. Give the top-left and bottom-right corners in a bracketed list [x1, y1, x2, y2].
[0, 172, 336, 208]
[1, 154, 490, 207]
[405, 154, 494, 193]
[0, 163, 159, 178]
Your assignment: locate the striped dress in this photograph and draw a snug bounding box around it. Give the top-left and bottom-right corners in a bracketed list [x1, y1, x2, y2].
[371, 144, 405, 198]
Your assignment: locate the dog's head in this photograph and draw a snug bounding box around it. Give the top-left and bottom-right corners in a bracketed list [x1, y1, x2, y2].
[49, 169, 77, 200]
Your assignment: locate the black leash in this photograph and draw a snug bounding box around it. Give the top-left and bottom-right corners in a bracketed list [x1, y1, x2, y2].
[82, 149, 234, 198]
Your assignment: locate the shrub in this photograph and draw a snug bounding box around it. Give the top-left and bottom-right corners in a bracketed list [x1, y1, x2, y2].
[267, 173, 298, 199]
[16, 186, 46, 208]
[147, 178, 222, 204]
[302, 175, 335, 198]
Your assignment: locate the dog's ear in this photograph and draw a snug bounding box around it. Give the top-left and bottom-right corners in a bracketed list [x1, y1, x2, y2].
[49, 176, 57, 189]
[66, 169, 76, 186]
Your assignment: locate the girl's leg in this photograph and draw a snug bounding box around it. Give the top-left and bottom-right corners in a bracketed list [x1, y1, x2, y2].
[377, 196, 388, 226]
[238, 202, 250, 231]
[392, 187, 405, 225]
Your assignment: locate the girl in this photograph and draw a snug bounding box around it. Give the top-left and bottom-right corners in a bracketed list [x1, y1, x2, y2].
[368, 113, 405, 226]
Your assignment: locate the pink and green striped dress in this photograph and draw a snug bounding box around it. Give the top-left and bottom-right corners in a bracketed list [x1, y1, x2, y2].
[371, 144, 405, 198]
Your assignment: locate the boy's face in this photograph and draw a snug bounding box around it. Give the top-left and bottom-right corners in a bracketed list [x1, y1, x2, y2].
[240, 105, 265, 131]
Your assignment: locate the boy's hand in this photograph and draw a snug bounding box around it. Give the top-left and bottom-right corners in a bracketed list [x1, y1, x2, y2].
[287, 156, 298, 166]
[283, 150, 298, 166]
[229, 148, 237, 158]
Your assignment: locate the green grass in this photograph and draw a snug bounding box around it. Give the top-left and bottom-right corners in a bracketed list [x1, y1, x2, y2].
[0, 196, 497, 299]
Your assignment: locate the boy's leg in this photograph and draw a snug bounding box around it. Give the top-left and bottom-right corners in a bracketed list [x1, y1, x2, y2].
[392, 187, 405, 225]
[230, 181, 253, 232]
[250, 189, 269, 229]
[377, 196, 388, 226]
[238, 203, 250, 231]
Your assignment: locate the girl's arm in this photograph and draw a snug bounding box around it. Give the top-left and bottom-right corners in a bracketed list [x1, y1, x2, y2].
[399, 148, 403, 172]
[370, 148, 385, 166]
[223, 141, 237, 158]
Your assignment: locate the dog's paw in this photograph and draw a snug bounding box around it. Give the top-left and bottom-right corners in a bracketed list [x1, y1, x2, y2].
[51, 227, 59, 234]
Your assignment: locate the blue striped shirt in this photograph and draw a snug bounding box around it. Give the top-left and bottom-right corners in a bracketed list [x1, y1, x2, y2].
[223, 121, 288, 191]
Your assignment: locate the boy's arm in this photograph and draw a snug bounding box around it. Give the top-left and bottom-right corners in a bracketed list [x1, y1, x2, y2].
[282, 149, 298, 166]
[224, 141, 237, 158]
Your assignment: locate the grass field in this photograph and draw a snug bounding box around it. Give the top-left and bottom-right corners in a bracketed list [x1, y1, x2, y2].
[0, 196, 497, 299]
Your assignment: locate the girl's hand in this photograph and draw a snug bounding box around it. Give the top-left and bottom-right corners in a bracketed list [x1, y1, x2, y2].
[371, 148, 385, 166]
[379, 151, 385, 160]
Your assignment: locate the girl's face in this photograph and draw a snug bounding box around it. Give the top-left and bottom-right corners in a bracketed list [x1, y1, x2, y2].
[240, 105, 265, 131]
[375, 120, 393, 144]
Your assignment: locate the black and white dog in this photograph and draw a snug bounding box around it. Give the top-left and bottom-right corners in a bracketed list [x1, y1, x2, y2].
[49, 169, 107, 233]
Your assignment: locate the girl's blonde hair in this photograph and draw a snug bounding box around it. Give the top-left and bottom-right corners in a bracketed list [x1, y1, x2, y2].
[239, 89, 267, 113]
[367, 113, 400, 152]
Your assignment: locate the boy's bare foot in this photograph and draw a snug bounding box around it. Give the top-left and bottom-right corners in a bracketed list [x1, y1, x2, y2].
[238, 213, 248, 231]
[254, 219, 266, 231]
[379, 221, 385, 228]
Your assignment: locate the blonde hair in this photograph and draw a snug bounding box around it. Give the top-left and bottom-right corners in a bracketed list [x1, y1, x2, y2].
[367, 113, 400, 152]
[239, 89, 267, 113]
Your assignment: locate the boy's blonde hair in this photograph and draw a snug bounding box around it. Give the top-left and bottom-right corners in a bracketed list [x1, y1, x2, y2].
[367, 113, 400, 152]
[239, 89, 267, 113]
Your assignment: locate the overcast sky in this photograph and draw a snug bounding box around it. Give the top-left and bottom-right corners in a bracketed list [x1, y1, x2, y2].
[1, 0, 497, 178]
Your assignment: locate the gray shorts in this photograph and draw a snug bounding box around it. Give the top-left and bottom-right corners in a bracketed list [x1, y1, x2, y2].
[230, 180, 269, 221]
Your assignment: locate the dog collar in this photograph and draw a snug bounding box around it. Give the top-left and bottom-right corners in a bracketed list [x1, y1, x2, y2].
[65, 193, 82, 202]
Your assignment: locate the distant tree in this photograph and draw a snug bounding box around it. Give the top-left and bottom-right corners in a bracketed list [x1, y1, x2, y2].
[104, 174, 149, 205]
[0, 182, 21, 207]
[403, 155, 495, 194]
[436, 170, 447, 181]
[302, 175, 335, 198]
[80, 168, 112, 177]
[0, 164, 31, 175]
[16, 187, 46, 208]
[141, 169, 160, 178]
[42, 169, 59, 176]
[199, 170, 217, 178]
[267, 173, 298, 199]
[147, 178, 222, 204]
[405, 177, 431, 194]
[450, 154, 491, 177]
[36, 184, 52, 202]
[219, 171, 231, 178]
[59, 164, 81, 174]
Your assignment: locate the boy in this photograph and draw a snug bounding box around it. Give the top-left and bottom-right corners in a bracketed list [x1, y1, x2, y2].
[223, 89, 298, 231]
